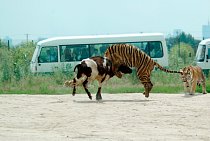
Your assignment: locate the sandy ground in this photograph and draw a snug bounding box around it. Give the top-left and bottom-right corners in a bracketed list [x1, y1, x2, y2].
[0, 93, 210, 141]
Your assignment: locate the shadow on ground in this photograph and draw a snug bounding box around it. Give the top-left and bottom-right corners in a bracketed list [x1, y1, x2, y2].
[73, 99, 153, 104]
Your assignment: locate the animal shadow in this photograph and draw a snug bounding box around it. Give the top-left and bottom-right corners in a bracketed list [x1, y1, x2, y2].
[73, 99, 153, 104]
[182, 93, 207, 98]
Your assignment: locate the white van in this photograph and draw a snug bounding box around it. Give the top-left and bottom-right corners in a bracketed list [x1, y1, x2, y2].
[30, 33, 169, 73]
[195, 38, 210, 71]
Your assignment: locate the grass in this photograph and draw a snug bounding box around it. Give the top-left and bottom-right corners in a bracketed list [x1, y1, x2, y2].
[1, 70, 209, 95]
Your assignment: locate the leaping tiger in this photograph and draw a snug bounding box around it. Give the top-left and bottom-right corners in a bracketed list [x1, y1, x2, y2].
[104, 44, 181, 98]
[180, 65, 207, 95]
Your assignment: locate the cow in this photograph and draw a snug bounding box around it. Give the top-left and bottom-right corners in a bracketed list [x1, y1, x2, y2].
[64, 56, 132, 100]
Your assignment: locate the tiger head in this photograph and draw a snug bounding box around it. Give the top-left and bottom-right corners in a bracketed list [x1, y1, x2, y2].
[180, 67, 192, 83]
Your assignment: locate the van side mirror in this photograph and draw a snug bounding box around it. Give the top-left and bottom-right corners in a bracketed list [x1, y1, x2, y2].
[206, 55, 209, 62]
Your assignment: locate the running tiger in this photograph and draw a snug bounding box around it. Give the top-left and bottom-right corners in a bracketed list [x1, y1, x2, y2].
[180, 65, 207, 95]
[104, 44, 181, 98]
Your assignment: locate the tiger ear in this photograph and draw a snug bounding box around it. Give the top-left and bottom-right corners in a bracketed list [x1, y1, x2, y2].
[179, 69, 183, 75]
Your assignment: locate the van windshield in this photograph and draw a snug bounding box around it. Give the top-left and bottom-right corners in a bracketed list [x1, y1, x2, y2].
[196, 45, 206, 62]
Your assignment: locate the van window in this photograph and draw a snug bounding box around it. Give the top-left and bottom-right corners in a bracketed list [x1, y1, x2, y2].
[89, 44, 110, 56]
[38, 46, 58, 63]
[59, 41, 163, 62]
[60, 45, 75, 62]
[89, 42, 163, 58]
[130, 41, 163, 58]
[60, 45, 89, 61]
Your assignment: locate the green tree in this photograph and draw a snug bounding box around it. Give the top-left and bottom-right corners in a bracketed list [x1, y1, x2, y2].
[169, 42, 195, 69]
[13, 41, 35, 77]
[0, 41, 35, 82]
[166, 32, 200, 52]
[0, 39, 8, 48]
[0, 47, 13, 82]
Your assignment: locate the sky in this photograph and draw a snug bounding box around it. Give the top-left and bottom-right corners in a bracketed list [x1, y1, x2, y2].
[0, 0, 210, 43]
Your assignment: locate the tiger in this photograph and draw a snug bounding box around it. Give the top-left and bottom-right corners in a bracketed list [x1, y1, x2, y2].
[180, 65, 207, 95]
[104, 44, 181, 98]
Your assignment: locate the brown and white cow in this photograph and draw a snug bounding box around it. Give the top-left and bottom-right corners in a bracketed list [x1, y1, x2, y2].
[64, 56, 132, 100]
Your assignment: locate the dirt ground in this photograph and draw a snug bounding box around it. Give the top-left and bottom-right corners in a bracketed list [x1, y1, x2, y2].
[0, 93, 210, 141]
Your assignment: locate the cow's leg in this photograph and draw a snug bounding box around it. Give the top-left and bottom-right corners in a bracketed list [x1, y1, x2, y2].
[96, 81, 103, 100]
[72, 78, 76, 96]
[71, 76, 87, 96]
[96, 75, 111, 101]
[96, 87, 102, 101]
[82, 78, 92, 100]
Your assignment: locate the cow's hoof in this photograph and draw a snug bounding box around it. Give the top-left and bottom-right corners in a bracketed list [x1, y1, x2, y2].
[96, 95, 102, 101]
[96, 97, 102, 101]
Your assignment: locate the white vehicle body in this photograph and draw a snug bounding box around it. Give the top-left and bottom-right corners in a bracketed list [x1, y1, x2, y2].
[30, 33, 169, 73]
[195, 38, 210, 70]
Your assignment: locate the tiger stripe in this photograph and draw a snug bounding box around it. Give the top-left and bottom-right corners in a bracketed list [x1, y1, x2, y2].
[104, 44, 181, 98]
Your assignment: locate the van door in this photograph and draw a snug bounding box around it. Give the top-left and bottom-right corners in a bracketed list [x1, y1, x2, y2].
[206, 46, 210, 68]
[37, 46, 60, 73]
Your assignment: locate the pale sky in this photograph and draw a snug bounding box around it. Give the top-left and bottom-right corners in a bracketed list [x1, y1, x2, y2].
[0, 0, 210, 42]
